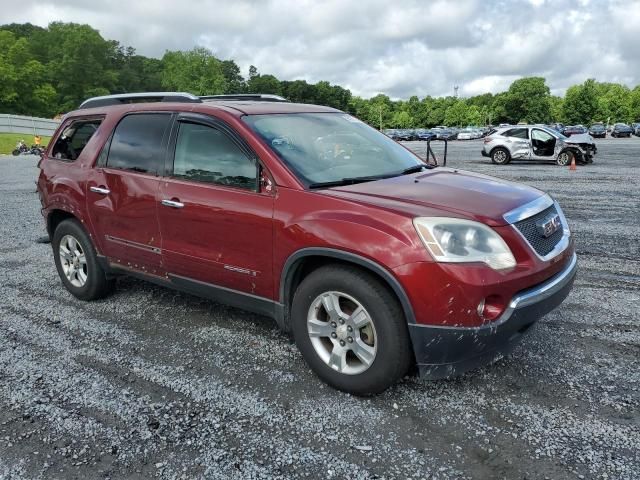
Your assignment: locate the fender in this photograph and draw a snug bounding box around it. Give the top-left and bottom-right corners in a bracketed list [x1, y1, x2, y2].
[278, 247, 417, 332]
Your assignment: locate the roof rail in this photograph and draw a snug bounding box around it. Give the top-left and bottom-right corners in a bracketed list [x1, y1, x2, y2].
[78, 92, 202, 109]
[200, 94, 289, 103]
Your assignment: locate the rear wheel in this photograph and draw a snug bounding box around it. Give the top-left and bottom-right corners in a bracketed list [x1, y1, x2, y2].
[52, 219, 114, 300]
[291, 264, 412, 395]
[491, 147, 511, 165]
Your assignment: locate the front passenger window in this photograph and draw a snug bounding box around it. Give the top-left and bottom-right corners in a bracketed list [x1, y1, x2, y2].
[172, 122, 257, 190]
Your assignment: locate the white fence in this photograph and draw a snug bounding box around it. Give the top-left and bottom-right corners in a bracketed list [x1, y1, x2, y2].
[0, 114, 60, 137]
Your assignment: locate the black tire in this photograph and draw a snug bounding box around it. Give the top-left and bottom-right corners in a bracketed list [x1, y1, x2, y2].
[291, 264, 413, 395]
[556, 150, 573, 166]
[491, 147, 511, 165]
[52, 219, 114, 300]
[12, 149, 20, 156]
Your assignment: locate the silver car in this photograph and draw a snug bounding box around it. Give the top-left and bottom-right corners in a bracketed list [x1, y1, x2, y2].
[481, 125, 597, 166]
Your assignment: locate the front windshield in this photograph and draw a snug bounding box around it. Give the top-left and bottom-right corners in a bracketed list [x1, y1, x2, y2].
[243, 113, 422, 186]
[542, 126, 567, 140]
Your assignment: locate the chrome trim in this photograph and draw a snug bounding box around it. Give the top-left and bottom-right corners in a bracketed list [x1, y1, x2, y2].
[224, 265, 258, 276]
[105, 235, 162, 254]
[89, 186, 110, 195]
[503, 194, 553, 224]
[161, 199, 184, 209]
[509, 252, 577, 310]
[510, 200, 571, 262]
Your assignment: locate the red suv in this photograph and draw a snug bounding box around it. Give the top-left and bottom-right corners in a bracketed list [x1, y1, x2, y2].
[37, 93, 577, 394]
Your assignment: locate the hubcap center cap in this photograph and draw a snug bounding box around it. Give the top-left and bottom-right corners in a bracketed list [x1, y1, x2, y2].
[336, 324, 349, 340]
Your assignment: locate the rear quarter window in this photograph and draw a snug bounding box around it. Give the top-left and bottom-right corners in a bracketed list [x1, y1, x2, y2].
[51, 118, 103, 161]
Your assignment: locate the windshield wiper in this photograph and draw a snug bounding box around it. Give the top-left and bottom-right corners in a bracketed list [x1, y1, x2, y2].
[308, 174, 395, 189]
[401, 164, 429, 175]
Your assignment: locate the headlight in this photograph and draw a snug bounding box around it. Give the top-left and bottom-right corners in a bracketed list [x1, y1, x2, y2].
[413, 217, 516, 270]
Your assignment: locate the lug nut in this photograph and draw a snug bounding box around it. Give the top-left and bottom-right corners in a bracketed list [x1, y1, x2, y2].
[331, 332, 337, 338]
[347, 337, 353, 343]
[331, 322, 337, 328]
[339, 319, 345, 325]
[339, 340, 345, 347]
[347, 326, 353, 332]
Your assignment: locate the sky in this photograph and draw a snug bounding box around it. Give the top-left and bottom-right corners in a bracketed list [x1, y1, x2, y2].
[3, 0, 640, 99]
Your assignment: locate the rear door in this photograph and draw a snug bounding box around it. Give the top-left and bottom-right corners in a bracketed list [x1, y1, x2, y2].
[502, 127, 531, 159]
[86, 112, 172, 275]
[157, 113, 275, 299]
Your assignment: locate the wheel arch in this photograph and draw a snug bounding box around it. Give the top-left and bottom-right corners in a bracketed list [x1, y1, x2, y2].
[278, 248, 417, 333]
[47, 209, 78, 237]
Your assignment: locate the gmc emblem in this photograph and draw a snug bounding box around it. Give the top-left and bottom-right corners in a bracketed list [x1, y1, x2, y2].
[537, 214, 561, 238]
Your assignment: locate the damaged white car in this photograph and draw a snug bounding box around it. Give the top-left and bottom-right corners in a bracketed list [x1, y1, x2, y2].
[481, 125, 596, 166]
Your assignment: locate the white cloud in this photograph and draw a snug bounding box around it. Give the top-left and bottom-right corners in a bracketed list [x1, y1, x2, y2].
[2, 0, 639, 98]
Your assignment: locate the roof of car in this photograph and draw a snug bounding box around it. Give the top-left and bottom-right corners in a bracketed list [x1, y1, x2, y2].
[201, 100, 341, 115]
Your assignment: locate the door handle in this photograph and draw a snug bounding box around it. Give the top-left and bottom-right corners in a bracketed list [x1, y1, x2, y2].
[90, 186, 110, 195]
[161, 199, 184, 209]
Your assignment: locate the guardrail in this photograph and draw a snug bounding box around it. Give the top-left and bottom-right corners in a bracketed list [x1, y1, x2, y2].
[0, 114, 60, 137]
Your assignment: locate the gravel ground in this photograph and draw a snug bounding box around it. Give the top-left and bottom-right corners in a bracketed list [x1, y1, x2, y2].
[0, 137, 638, 479]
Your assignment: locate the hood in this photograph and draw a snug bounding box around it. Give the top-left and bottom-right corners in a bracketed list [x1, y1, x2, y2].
[564, 133, 594, 144]
[321, 168, 545, 227]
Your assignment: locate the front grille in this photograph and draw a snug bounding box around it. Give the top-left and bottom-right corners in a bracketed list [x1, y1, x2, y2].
[514, 205, 563, 257]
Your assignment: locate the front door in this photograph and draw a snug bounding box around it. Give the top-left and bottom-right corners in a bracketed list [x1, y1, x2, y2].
[530, 128, 558, 160]
[86, 112, 172, 275]
[157, 115, 274, 299]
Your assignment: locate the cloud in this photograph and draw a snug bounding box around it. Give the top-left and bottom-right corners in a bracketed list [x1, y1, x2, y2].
[2, 0, 639, 99]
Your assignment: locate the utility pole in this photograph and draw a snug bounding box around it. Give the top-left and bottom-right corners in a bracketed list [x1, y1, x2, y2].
[379, 105, 383, 131]
[454, 85, 459, 98]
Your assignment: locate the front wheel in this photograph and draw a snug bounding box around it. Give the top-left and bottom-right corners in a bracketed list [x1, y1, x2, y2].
[12, 149, 20, 156]
[557, 151, 573, 166]
[52, 219, 114, 300]
[291, 265, 413, 395]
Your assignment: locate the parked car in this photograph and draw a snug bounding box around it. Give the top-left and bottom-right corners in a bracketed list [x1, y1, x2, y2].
[383, 129, 400, 140]
[414, 128, 436, 141]
[482, 125, 596, 165]
[548, 123, 565, 133]
[611, 123, 633, 138]
[37, 92, 577, 394]
[562, 125, 588, 136]
[395, 129, 416, 141]
[588, 123, 607, 138]
[629, 123, 640, 136]
[457, 127, 483, 140]
[432, 127, 457, 140]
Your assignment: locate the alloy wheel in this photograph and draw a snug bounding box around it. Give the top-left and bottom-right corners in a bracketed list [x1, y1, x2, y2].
[307, 291, 377, 375]
[59, 234, 88, 287]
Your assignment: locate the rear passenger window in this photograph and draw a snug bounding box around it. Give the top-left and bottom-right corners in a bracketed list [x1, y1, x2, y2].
[502, 128, 529, 139]
[52, 118, 102, 161]
[106, 113, 171, 174]
[171, 122, 257, 190]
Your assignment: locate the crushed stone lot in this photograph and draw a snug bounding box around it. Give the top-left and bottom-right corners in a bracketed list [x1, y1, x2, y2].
[0, 137, 639, 479]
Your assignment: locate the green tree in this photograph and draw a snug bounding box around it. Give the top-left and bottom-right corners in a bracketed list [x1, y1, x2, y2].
[247, 73, 281, 95]
[221, 60, 246, 93]
[505, 77, 551, 123]
[391, 110, 413, 128]
[161, 47, 227, 95]
[444, 100, 468, 127]
[563, 79, 599, 124]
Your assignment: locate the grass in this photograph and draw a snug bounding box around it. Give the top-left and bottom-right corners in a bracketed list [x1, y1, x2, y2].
[0, 133, 51, 155]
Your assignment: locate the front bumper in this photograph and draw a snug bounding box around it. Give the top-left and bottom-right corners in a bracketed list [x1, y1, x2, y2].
[408, 252, 577, 379]
[481, 149, 489, 157]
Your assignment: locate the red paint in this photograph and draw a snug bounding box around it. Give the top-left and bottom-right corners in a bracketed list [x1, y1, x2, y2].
[38, 101, 575, 329]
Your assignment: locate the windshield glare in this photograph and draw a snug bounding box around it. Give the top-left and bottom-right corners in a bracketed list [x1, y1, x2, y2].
[243, 113, 422, 185]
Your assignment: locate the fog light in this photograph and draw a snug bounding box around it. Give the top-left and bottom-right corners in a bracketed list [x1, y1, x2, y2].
[478, 295, 505, 321]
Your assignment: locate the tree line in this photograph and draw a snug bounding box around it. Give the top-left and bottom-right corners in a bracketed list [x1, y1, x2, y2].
[1, 22, 640, 128]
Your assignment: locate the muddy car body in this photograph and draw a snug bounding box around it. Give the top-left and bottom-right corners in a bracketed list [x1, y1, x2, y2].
[37, 93, 577, 394]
